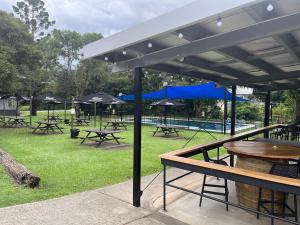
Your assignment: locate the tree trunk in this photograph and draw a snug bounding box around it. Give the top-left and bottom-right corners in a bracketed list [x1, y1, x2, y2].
[0, 150, 40, 188]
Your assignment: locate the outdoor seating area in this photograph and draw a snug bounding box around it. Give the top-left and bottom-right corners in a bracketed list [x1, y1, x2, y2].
[3, 0, 300, 225]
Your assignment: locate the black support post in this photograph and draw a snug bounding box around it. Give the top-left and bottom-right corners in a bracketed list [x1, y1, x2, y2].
[223, 88, 228, 134]
[230, 86, 236, 136]
[264, 91, 271, 138]
[133, 67, 143, 207]
[230, 86, 237, 167]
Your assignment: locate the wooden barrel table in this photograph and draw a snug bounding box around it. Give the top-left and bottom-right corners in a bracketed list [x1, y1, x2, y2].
[224, 141, 300, 212]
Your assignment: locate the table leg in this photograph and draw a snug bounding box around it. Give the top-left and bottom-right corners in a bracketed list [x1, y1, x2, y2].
[230, 154, 234, 167]
[111, 133, 120, 144]
[32, 123, 42, 133]
[96, 133, 105, 147]
[153, 127, 159, 136]
[174, 129, 179, 136]
[55, 124, 64, 133]
[81, 131, 91, 144]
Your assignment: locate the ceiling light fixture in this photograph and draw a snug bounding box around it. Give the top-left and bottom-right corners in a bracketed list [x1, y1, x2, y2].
[122, 50, 127, 55]
[148, 42, 153, 48]
[217, 17, 223, 27]
[267, 3, 274, 12]
[104, 57, 108, 61]
[178, 33, 183, 39]
[179, 57, 185, 62]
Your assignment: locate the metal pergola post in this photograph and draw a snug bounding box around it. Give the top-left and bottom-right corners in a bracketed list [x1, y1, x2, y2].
[223, 88, 228, 135]
[264, 91, 271, 138]
[231, 86, 236, 136]
[133, 67, 143, 207]
[230, 86, 237, 167]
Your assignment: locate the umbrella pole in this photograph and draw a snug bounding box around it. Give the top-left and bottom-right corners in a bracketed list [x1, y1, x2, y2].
[2, 99, 6, 121]
[15, 101, 18, 118]
[94, 102, 96, 128]
[71, 97, 74, 131]
[47, 104, 50, 123]
[29, 96, 33, 128]
[64, 101, 67, 123]
[164, 106, 167, 125]
[100, 105, 102, 131]
[120, 105, 123, 122]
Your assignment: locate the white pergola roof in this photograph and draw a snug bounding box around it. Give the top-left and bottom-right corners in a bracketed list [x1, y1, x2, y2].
[82, 0, 300, 91]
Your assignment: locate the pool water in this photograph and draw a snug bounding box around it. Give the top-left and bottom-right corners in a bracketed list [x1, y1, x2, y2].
[131, 117, 255, 133]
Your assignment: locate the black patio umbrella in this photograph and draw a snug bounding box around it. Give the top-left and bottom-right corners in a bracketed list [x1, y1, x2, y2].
[35, 94, 64, 123]
[66, 98, 92, 128]
[151, 99, 185, 125]
[81, 92, 125, 130]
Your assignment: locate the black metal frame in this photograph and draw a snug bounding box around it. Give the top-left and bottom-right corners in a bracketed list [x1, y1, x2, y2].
[162, 158, 300, 225]
[264, 91, 271, 138]
[133, 67, 143, 207]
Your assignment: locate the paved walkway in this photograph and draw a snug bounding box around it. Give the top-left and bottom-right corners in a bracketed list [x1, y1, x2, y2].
[0, 168, 202, 225]
[0, 166, 296, 225]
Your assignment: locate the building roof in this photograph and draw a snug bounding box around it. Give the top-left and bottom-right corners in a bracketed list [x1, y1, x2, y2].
[82, 0, 300, 91]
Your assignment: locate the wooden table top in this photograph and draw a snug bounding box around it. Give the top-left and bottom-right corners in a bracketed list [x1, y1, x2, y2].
[37, 121, 59, 125]
[83, 128, 120, 134]
[224, 141, 300, 159]
[7, 116, 24, 120]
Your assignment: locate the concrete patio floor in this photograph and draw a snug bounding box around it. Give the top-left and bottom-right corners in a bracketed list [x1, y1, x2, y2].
[0, 167, 298, 225]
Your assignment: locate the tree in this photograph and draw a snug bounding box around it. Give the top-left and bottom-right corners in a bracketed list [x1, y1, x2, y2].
[12, 0, 55, 38]
[0, 10, 43, 94]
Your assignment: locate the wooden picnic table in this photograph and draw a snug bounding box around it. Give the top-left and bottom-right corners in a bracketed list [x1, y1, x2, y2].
[74, 118, 90, 126]
[3, 116, 29, 127]
[44, 115, 63, 122]
[104, 120, 127, 130]
[32, 120, 64, 134]
[152, 125, 182, 137]
[224, 141, 300, 211]
[80, 128, 122, 147]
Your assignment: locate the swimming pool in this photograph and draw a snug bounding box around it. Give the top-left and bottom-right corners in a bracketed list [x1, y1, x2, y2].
[126, 117, 255, 133]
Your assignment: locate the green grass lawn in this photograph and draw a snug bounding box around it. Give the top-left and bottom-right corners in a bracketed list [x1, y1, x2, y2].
[0, 111, 226, 208]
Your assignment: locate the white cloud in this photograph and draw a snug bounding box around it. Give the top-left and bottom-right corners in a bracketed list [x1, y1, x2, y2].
[1, 0, 196, 36]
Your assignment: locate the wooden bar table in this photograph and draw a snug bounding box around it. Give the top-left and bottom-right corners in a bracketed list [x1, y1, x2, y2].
[224, 141, 300, 212]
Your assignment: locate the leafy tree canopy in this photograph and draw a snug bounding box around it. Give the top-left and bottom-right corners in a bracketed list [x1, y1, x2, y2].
[13, 0, 55, 38]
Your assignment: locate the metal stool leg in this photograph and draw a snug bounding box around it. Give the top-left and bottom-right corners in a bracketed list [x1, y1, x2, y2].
[225, 179, 229, 211]
[199, 174, 207, 207]
[257, 188, 262, 219]
[271, 190, 275, 225]
[294, 194, 298, 223]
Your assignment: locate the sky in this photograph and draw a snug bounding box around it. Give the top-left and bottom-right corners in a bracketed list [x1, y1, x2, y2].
[0, 0, 196, 37]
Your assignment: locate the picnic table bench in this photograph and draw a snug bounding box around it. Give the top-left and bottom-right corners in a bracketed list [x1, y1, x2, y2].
[103, 120, 127, 130]
[152, 125, 182, 137]
[3, 116, 29, 127]
[80, 129, 123, 147]
[32, 120, 64, 134]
